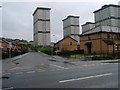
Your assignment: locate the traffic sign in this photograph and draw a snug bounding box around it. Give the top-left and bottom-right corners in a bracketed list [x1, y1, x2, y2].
[8, 42, 12, 48]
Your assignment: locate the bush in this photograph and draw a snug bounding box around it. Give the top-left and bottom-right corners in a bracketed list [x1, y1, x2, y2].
[38, 47, 52, 55]
[115, 53, 120, 59]
[92, 55, 114, 60]
[2, 51, 28, 59]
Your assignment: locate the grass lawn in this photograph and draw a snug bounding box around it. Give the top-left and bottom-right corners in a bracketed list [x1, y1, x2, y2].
[69, 54, 97, 59]
[68, 53, 119, 60]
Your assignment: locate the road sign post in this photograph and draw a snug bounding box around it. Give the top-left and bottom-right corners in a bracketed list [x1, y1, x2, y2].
[8, 42, 12, 59]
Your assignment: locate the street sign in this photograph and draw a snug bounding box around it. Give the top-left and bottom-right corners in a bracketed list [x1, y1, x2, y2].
[8, 42, 12, 48]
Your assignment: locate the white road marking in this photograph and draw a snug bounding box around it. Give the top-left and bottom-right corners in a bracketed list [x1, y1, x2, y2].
[26, 71, 35, 74]
[37, 69, 45, 72]
[59, 73, 112, 83]
[37, 69, 44, 71]
[64, 68, 69, 69]
[57, 69, 64, 70]
[2, 73, 11, 75]
[82, 64, 95, 67]
[50, 64, 65, 69]
[3, 87, 14, 90]
[15, 72, 23, 75]
[49, 70, 56, 71]
[82, 65, 88, 67]
[9, 67, 20, 70]
[71, 62, 77, 64]
[90, 64, 95, 66]
[41, 63, 44, 65]
[100, 63, 108, 65]
[48, 68, 68, 72]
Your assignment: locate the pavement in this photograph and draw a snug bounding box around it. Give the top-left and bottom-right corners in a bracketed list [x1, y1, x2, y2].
[1, 52, 119, 89]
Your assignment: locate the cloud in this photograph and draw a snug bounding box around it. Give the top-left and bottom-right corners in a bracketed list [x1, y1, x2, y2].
[2, 2, 35, 40]
[2, 1, 119, 42]
[38, 2, 101, 41]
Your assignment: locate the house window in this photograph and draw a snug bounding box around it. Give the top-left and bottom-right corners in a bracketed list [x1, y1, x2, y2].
[115, 45, 120, 51]
[107, 34, 110, 39]
[88, 35, 91, 40]
[57, 47, 59, 50]
[115, 34, 120, 39]
[117, 45, 120, 50]
[70, 42, 72, 45]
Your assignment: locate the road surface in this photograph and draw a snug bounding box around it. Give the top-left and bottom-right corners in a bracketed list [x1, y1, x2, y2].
[2, 52, 119, 89]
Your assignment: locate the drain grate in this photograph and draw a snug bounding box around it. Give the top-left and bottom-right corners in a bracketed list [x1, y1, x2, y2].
[1, 76, 9, 79]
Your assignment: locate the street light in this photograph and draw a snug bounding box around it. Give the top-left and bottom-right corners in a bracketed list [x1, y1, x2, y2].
[50, 42, 54, 57]
[77, 41, 80, 50]
[53, 35, 57, 55]
[8, 42, 12, 59]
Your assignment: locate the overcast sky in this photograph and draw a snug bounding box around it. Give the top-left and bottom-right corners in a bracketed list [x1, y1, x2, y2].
[1, 0, 120, 42]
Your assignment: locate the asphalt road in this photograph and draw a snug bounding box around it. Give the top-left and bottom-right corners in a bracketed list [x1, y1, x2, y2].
[2, 52, 119, 89]
[2, 52, 102, 74]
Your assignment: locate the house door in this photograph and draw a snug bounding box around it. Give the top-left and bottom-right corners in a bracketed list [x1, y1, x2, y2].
[87, 44, 92, 54]
[85, 42, 92, 54]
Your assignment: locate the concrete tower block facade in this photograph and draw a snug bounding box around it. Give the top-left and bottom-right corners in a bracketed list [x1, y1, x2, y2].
[119, 1, 120, 5]
[82, 22, 95, 33]
[94, 5, 120, 27]
[33, 7, 51, 47]
[62, 15, 79, 40]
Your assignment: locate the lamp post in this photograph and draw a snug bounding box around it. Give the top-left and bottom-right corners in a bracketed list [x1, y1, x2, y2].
[77, 42, 80, 50]
[53, 35, 57, 55]
[50, 42, 54, 57]
[9, 42, 12, 57]
[77, 42, 80, 59]
[109, 23, 115, 58]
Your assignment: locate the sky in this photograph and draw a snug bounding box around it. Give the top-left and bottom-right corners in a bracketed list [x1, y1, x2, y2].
[1, 0, 120, 42]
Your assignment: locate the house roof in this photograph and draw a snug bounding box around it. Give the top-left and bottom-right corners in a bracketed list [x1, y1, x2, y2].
[79, 31, 120, 37]
[80, 26, 120, 36]
[55, 36, 78, 45]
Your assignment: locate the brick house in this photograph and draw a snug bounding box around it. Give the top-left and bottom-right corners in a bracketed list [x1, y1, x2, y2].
[55, 36, 79, 52]
[80, 4, 120, 54]
[80, 31, 120, 54]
